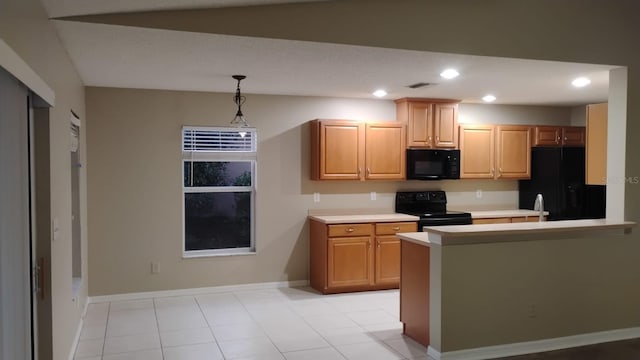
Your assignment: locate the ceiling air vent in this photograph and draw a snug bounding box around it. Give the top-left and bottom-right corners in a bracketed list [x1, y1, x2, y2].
[406, 82, 436, 89]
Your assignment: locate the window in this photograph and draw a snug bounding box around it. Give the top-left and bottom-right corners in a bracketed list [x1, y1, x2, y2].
[182, 127, 257, 256]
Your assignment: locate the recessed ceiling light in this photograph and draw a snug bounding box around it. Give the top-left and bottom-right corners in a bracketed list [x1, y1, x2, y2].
[373, 89, 387, 98]
[482, 94, 497, 103]
[440, 69, 460, 79]
[572, 77, 591, 87]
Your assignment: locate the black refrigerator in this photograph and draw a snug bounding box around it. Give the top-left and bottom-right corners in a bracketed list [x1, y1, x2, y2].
[519, 147, 606, 220]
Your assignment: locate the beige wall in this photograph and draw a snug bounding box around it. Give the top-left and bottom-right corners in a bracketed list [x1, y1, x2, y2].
[86, 86, 576, 295]
[0, 1, 87, 359]
[439, 232, 640, 351]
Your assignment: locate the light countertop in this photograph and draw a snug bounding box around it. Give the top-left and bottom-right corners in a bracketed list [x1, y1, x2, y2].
[308, 213, 419, 224]
[463, 209, 549, 219]
[398, 219, 636, 246]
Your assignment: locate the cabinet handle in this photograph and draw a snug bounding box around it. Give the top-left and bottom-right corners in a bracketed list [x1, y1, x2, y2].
[346, 228, 354, 233]
[392, 226, 400, 231]
[358, 168, 362, 177]
[491, 167, 495, 177]
[435, 135, 439, 143]
[428, 136, 432, 144]
[368, 240, 371, 248]
[564, 136, 568, 141]
[377, 239, 380, 248]
[498, 167, 503, 178]
[556, 135, 561, 144]
[367, 168, 371, 176]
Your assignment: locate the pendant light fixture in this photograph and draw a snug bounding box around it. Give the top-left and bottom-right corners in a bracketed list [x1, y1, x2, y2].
[230, 75, 250, 136]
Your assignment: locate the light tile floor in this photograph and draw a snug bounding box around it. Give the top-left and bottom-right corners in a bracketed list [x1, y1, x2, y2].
[74, 287, 429, 360]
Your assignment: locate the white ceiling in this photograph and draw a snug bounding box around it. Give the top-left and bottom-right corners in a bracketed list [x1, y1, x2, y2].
[46, 0, 616, 105]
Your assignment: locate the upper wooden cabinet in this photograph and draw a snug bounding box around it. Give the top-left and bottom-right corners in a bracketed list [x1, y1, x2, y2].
[459, 124, 531, 179]
[365, 122, 406, 180]
[395, 98, 459, 148]
[533, 126, 585, 147]
[496, 125, 532, 179]
[459, 124, 495, 179]
[586, 103, 608, 185]
[310, 119, 405, 181]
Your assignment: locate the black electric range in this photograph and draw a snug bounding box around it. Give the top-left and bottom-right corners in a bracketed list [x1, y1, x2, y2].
[395, 191, 472, 231]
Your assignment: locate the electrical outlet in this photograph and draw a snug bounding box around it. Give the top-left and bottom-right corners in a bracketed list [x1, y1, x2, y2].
[528, 303, 537, 318]
[151, 262, 160, 274]
[313, 192, 320, 203]
[476, 189, 483, 198]
[370, 192, 377, 201]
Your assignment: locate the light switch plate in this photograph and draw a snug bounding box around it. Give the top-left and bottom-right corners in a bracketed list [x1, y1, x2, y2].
[313, 192, 320, 202]
[370, 192, 377, 201]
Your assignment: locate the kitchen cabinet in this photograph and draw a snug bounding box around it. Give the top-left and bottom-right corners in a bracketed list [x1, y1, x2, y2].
[533, 126, 585, 147]
[472, 216, 544, 224]
[310, 119, 405, 181]
[496, 125, 532, 179]
[395, 98, 459, 148]
[459, 124, 531, 179]
[310, 220, 417, 294]
[458, 124, 495, 179]
[586, 103, 607, 185]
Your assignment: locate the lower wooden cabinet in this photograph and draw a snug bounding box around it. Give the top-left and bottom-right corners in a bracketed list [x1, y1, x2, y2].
[327, 236, 373, 288]
[472, 216, 545, 224]
[310, 220, 417, 294]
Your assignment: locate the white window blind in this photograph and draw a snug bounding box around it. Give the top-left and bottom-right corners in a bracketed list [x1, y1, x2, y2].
[182, 127, 256, 153]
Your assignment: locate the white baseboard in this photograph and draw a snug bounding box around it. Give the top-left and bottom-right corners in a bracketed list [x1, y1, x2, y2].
[427, 327, 640, 360]
[88, 279, 310, 303]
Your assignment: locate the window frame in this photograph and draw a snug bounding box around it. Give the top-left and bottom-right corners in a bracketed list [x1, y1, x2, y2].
[181, 126, 257, 258]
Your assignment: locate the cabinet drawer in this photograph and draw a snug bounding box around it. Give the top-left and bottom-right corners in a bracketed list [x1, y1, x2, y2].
[375, 222, 417, 235]
[328, 223, 373, 237]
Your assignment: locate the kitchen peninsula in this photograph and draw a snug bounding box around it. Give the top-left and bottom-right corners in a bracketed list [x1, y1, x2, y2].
[397, 219, 638, 360]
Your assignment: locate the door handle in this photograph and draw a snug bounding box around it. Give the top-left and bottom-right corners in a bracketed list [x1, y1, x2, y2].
[346, 228, 355, 233]
[34, 257, 45, 300]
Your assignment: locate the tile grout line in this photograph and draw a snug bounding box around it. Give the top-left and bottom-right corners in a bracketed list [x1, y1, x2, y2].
[100, 302, 111, 358]
[193, 294, 226, 358]
[152, 297, 165, 360]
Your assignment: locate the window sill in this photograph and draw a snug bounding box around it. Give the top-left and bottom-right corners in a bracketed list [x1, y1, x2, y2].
[182, 250, 256, 259]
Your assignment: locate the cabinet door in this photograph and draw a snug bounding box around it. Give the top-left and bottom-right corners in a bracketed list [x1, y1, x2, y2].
[459, 125, 495, 179]
[533, 126, 561, 146]
[586, 103, 607, 185]
[562, 126, 585, 146]
[327, 237, 373, 288]
[365, 123, 406, 180]
[318, 121, 364, 180]
[375, 236, 400, 285]
[496, 125, 531, 179]
[407, 102, 433, 147]
[433, 103, 458, 148]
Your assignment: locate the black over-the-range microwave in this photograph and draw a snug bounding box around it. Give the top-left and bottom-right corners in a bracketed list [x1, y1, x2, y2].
[406, 149, 461, 180]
